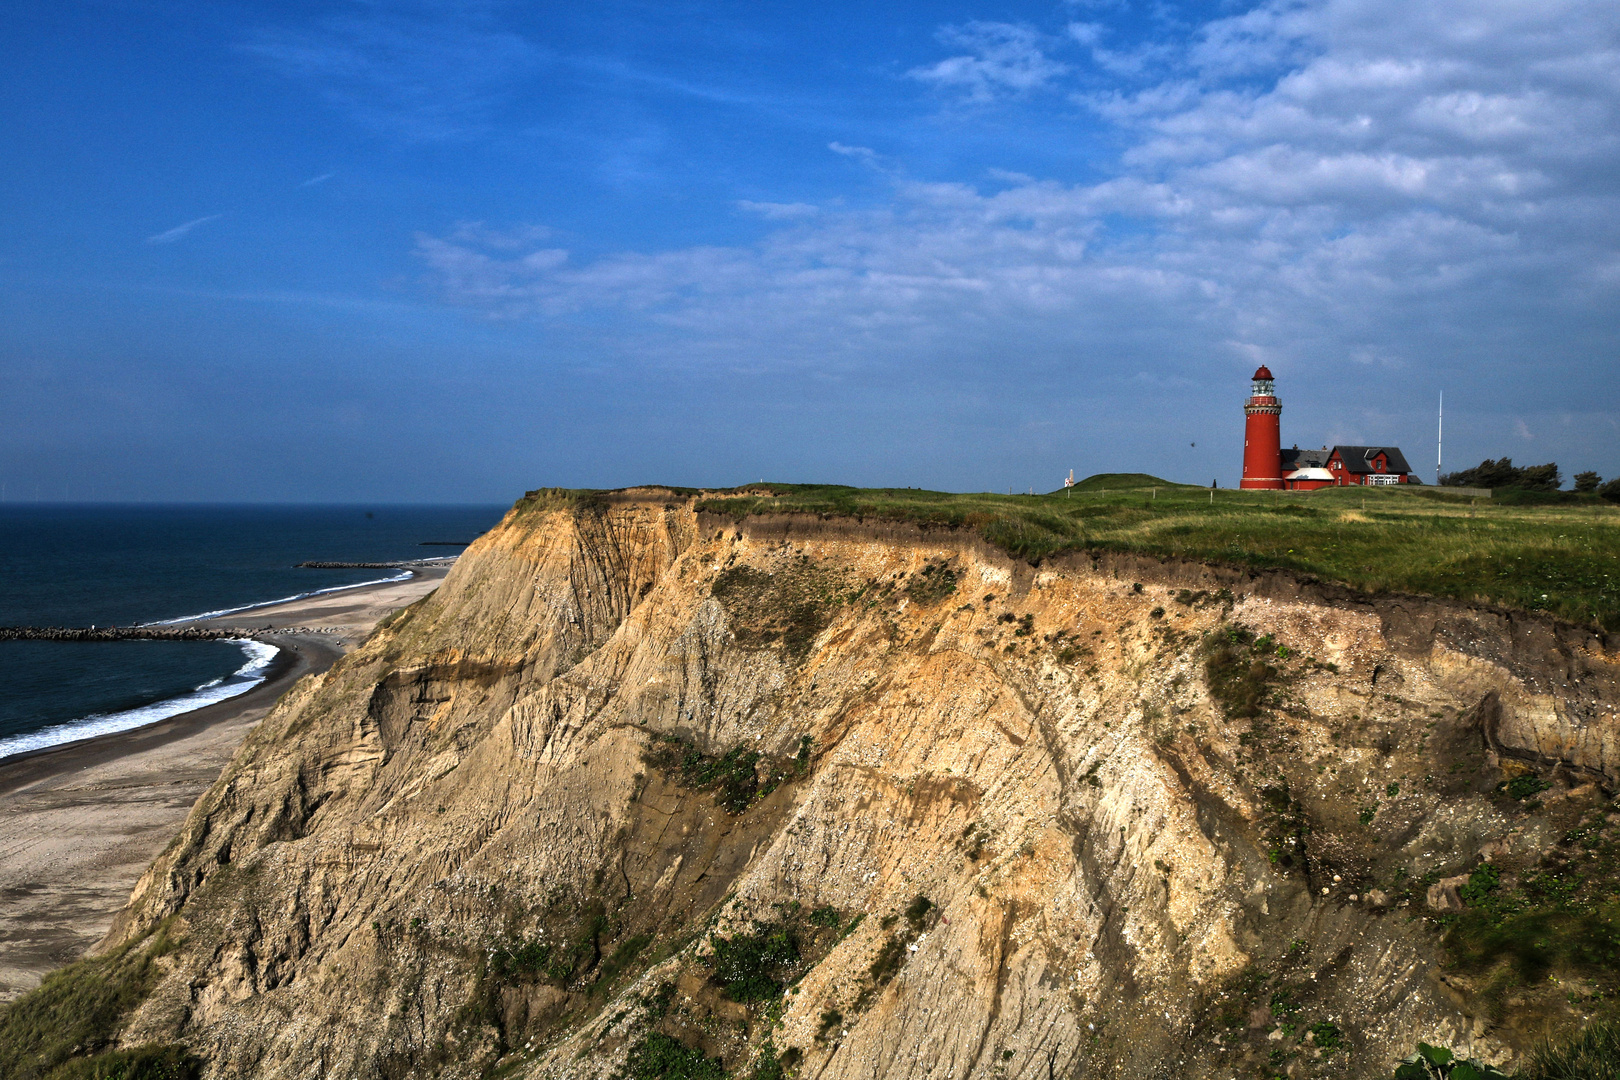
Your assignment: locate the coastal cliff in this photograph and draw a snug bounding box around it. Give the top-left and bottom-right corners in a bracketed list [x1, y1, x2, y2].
[71, 491, 1620, 1077]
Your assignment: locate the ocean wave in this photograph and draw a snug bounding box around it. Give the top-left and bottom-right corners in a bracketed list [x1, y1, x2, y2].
[144, 571, 415, 625]
[0, 639, 282, 762]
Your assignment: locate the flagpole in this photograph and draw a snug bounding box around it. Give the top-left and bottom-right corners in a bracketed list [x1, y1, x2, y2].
[1436, 391, 1443, 486]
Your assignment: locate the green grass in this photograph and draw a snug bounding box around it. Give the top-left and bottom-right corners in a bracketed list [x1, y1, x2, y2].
[708, 561, 859, 660]
[1519, 1019, 1620, 1079]
[621, 1033, 727, 1080]
[1202, 625, 1282, 720]
[43, 1045, 201, 1080]
[1442, 802, 1620, 1019]
[0, 923, 183, 1080]
[679, 478, 1620, 631]
[646, 734, 812, 815]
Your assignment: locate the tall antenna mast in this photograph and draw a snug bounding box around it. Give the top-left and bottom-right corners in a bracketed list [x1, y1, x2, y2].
[1436, 391, 1443, 486]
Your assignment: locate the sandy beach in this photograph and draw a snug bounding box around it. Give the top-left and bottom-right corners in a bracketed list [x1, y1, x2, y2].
[0, 565, 451, 1001]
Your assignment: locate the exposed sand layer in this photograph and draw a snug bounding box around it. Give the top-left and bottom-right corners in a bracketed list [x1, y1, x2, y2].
[0, 566, 449, 1001]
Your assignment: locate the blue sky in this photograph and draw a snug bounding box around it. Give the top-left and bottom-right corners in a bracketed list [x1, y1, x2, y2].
[2, 0, 1617, 501]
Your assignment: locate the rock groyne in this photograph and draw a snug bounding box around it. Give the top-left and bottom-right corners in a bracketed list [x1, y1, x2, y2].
[0, 626, 344, 642]
[0, 626, 246, 643]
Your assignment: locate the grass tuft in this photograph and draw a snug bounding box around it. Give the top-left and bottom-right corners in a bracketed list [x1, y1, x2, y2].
[709, 562, 857, 660]
[1519, 1019, 1620, 1080]
[0, 922, 183, 1080]
[42, 1044, 201, 1080]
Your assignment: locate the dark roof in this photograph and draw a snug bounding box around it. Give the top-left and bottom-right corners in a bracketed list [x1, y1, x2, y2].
[1252, 365, 1274, 380]
[1332, 446, 1413, 475]
[1281, 447, 1331, 470]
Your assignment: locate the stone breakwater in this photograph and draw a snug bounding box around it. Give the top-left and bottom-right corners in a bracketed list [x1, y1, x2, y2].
[0, 626, 345, 642]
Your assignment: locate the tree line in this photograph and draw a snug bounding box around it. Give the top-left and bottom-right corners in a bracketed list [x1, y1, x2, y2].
[1440, 458, 1620, 500]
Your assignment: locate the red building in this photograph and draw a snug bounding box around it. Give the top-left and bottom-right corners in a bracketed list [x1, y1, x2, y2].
[1238, 367, 1415, 489]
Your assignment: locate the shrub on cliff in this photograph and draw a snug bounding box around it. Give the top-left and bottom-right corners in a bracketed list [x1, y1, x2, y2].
[707, 922, 800, 1002]
[1202, 625, 1279, 720]
[621, 1033, 725, 1080]
[1391, 1042, 1508, 1079]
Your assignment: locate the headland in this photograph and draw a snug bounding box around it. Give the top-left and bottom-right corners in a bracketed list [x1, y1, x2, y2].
[5, 484, 1620, 1077]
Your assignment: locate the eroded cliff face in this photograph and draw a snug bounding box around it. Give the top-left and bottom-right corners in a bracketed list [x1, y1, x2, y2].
[102, 492, 1620, 1079]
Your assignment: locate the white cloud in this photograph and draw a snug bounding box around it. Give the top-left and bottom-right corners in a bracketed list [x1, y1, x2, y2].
[146, 215, 223, 244]
[415, 0, 1620, 398]
[828, 142, 884, 167]
[908, 22, 1069, 103]
[1068, 21, 1176, 77]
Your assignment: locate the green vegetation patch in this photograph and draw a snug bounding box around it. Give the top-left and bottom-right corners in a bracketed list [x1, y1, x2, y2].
[1202, 625, 1282, 721]
[0, 922, 183, 1080]
[702, 902, 851, 1006]
[903, 561, 958, 606]
[1442, 802, 1620, 1017]
[852, 896, 937, 1012]
[596, 934, 653, 990]
[1196, 961, 1351, 1068]
[621, 1033, 726, 1080]
[42, 1045, 201, 1080]
[709, 560, 859, 660]
[744, 1043, 797, 1080]
[646, 737, 810, 815]
[1392, 1042, 1510, 1079]
[491, 937, 563, 982]
[706, 922, 801, 1002]
[1503, 775, 1553, 801]
[1518, 1018, 1620, 1080]
[682, 480, 1620, 630]
[524, 900, 607, 985]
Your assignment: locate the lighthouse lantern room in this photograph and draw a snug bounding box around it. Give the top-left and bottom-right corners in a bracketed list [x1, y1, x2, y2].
[1240, 366, 1284, 490]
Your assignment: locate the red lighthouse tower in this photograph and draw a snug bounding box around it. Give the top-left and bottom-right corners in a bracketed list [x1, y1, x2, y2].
[1240, 366, 1283, 489]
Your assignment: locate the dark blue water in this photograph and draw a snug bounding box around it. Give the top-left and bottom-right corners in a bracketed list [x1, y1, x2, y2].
[0, 504, 507, 759]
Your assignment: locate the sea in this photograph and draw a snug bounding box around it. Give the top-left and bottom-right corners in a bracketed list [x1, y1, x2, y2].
[0, 504, 509, 762]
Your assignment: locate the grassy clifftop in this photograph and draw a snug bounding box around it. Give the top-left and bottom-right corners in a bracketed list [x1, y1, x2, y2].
[689, 478, 1620, 632]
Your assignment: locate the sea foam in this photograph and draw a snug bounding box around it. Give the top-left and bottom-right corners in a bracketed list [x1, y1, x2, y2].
[0, 638, 282, 761]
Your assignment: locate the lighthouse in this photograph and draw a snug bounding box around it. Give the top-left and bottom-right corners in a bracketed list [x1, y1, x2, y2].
[1240, 366, 1283, 490]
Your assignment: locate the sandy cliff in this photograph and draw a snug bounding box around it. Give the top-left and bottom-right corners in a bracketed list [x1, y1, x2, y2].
[96, 491, 1620, 1079]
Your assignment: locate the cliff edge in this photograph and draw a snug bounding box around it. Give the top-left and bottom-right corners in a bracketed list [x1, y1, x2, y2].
[55, 491, 1620, 1078]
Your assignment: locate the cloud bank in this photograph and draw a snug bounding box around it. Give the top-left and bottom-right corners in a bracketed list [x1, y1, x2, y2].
[408, 0, 1617, 409]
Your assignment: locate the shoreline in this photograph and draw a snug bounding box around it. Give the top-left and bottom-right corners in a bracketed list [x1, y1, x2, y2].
[0, 564, 452, 1000]
[0, 568, 444, 765]
[0, 636, 311, 780]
